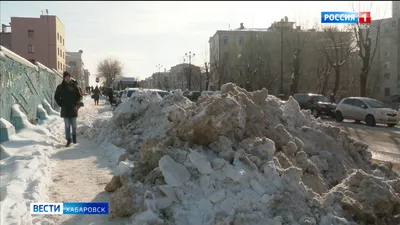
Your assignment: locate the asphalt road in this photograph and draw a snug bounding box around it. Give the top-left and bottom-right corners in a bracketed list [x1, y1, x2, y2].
[323, 118, 400, 172]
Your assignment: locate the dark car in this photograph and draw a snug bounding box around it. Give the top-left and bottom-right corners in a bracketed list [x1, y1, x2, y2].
[293, 93, 337, 118]
[389, 95, 400, 111]
[188, 91, 202, 101]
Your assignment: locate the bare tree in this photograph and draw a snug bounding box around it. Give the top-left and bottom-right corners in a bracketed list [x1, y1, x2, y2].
[210, 51, 229, 90]
[235, 35, 267, 91]
[286, 31, 307, 95]
[351, 1, 384, 97]
[315, 26, 354, 96]
[352, 22, 381, 97]
[315, 54, 332, 95]
[97, 58, 123, 87]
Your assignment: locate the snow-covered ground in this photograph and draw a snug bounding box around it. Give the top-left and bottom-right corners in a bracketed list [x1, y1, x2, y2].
[0, 96, 128, 225]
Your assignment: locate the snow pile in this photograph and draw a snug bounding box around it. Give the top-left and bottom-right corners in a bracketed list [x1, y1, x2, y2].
[42, 99, 60, 116]
[0, 113, 62, 225]
[81, 90, 194, 155]
[102, 83, 400, 225]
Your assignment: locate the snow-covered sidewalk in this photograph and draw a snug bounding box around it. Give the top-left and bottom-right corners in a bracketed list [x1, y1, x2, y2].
[0, 96, 128, 225]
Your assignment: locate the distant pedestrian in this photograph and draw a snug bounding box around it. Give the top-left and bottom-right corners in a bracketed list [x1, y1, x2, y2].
[54, 71, 81, 147]
[108, 90, 114, 106]
[330, 93, 336, 103]
[93, 86, 101, 105]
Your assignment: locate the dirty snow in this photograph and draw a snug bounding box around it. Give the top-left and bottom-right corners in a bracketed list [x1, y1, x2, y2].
[91, 83, 400, 225]
[0, 96, 128, 225]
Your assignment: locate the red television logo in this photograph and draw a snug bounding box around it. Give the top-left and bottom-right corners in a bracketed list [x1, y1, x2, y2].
[358, 12, 371, 24]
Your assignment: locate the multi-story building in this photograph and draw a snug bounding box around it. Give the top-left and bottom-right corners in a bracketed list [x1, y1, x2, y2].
[0, 14, 66, 73]
[83, 69, 90, 88]
[169, 63, 201, 90]
[66, 50, 86, 88]
[209, 18, 354, 95]
[369, 1, 400, 100]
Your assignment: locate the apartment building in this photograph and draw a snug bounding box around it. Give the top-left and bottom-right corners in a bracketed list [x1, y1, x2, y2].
[84, 69, 90, 87]
[0, 14, 66, 73]
[209, 18, 354, 95]
[369, 1, 400, 100]
[66, 50, 86, 88]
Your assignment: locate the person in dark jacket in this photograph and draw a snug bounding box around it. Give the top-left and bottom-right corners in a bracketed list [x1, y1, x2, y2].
[54, 71, 81, 147]
[93, 86, 101, 105]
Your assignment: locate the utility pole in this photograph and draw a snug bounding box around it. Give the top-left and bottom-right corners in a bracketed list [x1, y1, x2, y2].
[184, 51, 195, 90]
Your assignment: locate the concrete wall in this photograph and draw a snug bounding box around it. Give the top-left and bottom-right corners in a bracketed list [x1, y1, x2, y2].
[0, 45, 62, 124]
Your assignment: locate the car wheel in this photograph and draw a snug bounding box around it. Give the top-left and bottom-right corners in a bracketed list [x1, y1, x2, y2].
[365, 115, 376, 126]
[312, 109, 319, 118]
[387, 124, 396, 127]
[335, 111, 344, 122]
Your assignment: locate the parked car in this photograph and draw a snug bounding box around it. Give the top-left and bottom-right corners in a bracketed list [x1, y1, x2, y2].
[120, 88, 141, 102]
[292, 93, 337, 118]
[183, 91, 191, 98]
[335, 97, 399, 127]
[148, 89, 171, 98]
[201, 91, 214, 95]
[389, 94, 400, 111]
[188, 91, 202, 101]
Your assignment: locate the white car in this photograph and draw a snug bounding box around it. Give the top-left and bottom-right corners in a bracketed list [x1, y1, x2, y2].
[201, 91, 214, 95]
[335, 97, 399, 127]
[120, 88, 141, 102]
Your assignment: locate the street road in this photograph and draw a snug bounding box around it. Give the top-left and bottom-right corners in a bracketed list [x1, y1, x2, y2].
[324, 119, 400, 173]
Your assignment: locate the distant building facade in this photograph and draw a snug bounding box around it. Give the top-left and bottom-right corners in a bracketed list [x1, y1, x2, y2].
[66, 50, 86, 88]
[0, 14, 66, 73]
[369, 1, 400, 100]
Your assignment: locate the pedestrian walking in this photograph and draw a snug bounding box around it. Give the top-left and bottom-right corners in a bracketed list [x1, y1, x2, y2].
[93, 86, 101, 105]
[108, 90, 114, 106]
[54, 71, 81, 147]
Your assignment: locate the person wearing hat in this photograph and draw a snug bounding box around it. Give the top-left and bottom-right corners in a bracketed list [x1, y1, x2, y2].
[54, 71, 82, 147]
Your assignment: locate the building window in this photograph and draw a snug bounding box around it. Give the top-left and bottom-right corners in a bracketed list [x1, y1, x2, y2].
[68, 61, 76, 66]
[384, 87, 390, 96]
[392, 20, 397, 28]
[384, 62, 390, 69]
[384, 72, 390, 79]
[57, 33, 59, 40]
[224, 36, 228, 45]
[58, 48, 59, 56]
[239, 37, 244, 46]
[63, 38, 64, 46]
[63, 52, 64, 59]
[28, 30, 34, 38]
[28, 45, 35, 53]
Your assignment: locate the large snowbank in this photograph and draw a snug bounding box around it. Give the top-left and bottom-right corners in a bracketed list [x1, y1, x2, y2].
[0, 111, 61, 225]
[85, 83, 399, 225]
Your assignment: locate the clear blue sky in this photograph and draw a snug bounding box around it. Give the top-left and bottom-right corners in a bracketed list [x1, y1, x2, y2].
[0, 1, 392, 85]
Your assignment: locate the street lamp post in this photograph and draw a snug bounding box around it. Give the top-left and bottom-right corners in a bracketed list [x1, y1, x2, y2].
[156, 64, 163, 89]
[184, 51, 195, 90]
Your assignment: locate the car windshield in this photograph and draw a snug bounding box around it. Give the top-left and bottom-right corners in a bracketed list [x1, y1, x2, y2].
[311, 95, 329, 103]
[364, 99, 386, 108]
[157, 92, 169, 97]
[127, 90, 135, 97]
